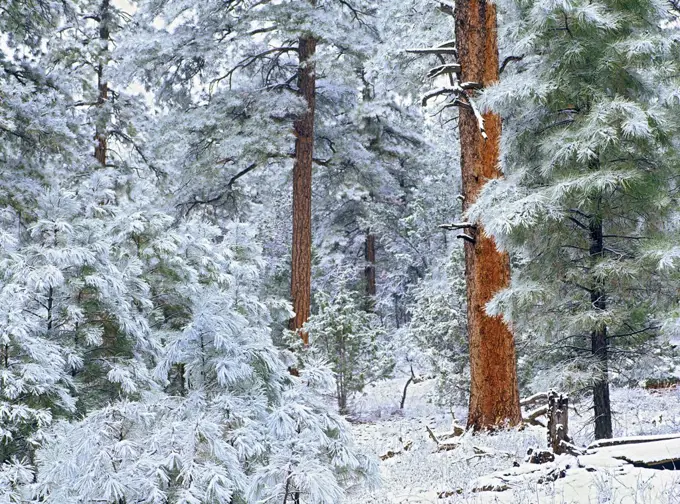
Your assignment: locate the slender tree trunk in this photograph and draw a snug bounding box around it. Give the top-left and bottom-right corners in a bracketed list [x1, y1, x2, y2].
[95, 0, 118, 353]
[589, 216, 612, 439]
[289, 35, 317, 344]
[94, 0, 110, 167]
[364, 231, 376, 310]
[454, 0, 521, 430]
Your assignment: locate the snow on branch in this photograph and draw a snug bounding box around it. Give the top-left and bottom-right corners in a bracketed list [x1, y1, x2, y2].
[421, 84, 488, 139]
[439, 222, 476, 230]
[427, 63, 462, 79]
[405, 47, 458, 55]
[467, 94, 488, 140]
[520, 392, 549, 408]
[435, 0, 455, 15]
[523, 405, 548, 427]
[421, 83, 480, 106]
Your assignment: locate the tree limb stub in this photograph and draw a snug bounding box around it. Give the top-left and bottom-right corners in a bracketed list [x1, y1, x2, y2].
[457, 233, 476, 244]
[439, 222, 476, 231]
[406, 47, 458, 55]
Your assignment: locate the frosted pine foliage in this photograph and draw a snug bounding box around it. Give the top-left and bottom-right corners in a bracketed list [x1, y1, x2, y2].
[470, 0, 680, 391]
[32, 215, 377, 503]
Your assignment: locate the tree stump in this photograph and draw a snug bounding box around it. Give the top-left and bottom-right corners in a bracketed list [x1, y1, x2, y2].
[547, 390, 570, 454]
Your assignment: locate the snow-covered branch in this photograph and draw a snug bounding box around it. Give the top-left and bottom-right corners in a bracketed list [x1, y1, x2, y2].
[439, 222, 476, 230]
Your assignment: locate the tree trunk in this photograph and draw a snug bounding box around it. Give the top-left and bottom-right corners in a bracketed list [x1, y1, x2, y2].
[589, 217, 612, 439]
[454, 0, 521, 430]
[94, 0, 110, 167]
[289, 35, 316, 344]
[547, 391, 570, 454]
[364, 231, 376, 310]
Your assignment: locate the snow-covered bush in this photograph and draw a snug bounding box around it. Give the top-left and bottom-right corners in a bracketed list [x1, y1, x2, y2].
[408, 247, 469, 405]
[305, 284, 394, 415]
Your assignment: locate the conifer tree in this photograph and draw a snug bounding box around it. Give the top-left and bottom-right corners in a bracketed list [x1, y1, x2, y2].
[473, 0, 680, 439]
[454, 0, 521, 431]
[289, 28, 316, 342]
[410, 0, 521, 429]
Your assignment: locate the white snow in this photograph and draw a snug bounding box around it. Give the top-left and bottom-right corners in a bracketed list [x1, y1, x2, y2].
[348, 378, 680, 503]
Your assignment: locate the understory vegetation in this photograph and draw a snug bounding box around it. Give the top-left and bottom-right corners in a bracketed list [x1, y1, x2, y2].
[2, 0, 680, 503]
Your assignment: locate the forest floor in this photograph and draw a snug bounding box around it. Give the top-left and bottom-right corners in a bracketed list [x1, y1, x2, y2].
[347, 378, 680, 503]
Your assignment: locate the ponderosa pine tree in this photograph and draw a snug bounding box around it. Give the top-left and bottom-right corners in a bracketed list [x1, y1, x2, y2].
[454, 0, 521, 431]
[473, 0, 680, 439]
[305, 280, 394, 414]
[411, 0, 521, 429]
[289, 26, 316, 342]
[0, 2, 87, 491]
[0, 0, 164, 494]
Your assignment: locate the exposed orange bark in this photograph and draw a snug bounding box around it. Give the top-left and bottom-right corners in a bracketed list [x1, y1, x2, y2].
[455, 0, 521, 430]
[289, 35, 317, 344]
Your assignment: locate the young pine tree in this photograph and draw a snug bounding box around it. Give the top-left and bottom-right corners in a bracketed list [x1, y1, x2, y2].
[473, 0, 680, 439]
[304, 280, 394, 414]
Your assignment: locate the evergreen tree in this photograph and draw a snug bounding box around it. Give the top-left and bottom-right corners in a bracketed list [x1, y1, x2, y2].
[304, 279, 394, 414]
[473, 0, 680, 439]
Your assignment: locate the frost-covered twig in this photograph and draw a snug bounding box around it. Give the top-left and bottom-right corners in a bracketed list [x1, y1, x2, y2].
[439, 222, 476, 231]
[427, 63, 461, 79]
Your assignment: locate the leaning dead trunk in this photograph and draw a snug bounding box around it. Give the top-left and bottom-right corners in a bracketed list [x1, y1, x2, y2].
[289, 35, 317, 344]
[454, 0, 521, 430]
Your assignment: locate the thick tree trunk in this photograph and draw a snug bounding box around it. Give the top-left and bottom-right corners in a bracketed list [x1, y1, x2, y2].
[364, 231, 376, 310]
[94, 0, 110, 167]
[288, 35, 317, 344]
[589, 217, 612, 439]
[454, 0, 521, 430]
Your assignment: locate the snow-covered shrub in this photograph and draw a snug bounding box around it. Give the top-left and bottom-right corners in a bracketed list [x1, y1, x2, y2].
[408, 247, 469, 405]
[305, 283, 394, 415]
[34, 221, 378, 503]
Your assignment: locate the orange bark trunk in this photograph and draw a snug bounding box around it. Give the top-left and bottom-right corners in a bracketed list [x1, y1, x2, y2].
[455, 0, 521, 430]
[289, 35, 316, 344]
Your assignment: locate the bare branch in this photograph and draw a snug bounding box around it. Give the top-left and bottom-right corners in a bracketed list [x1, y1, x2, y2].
[427, 63, 462, 79]
[457, 233, 475, 244]
[439, 222, 476, 230]
[499, 55, 523, 74]
[406, 47, 458, 55]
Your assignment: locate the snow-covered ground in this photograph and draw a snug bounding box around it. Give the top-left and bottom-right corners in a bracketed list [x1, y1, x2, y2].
[348, 378, 680, 503]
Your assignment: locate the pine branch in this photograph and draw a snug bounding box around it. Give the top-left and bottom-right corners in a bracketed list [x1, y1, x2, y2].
[499, 55, 523, 74]
[439, 222, 476, 230]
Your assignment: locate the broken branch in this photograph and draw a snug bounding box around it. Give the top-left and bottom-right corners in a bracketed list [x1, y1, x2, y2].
[439, 221, 476, 231]
[457, 233, 475, 244]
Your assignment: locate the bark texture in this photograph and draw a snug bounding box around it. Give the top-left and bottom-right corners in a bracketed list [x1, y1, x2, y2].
[289, 35, 317, 344]
[364, 232, 376, 310]
[547, 391, 570, 454]
[94, 0, 110, 167]
[589, 216, 612, 439]
[454, 0, 522, 430]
